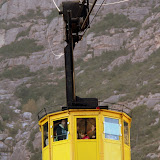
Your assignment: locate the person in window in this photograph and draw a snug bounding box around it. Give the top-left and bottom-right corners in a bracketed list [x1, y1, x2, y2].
[87, 124, 96, 139]
[44, 131, 48, 147]
[80, 131, 90, 139]
[57, 119, 67, 141]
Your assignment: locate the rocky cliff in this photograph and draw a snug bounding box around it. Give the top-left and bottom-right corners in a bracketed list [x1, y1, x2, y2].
[0, 0, 160, 159]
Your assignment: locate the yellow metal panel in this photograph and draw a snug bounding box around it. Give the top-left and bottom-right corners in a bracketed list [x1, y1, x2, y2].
[124, 145, 131, 160]
[76, 141, 97, 160]
[104, 141, 122, 160]
[52, 142, 70, 160]
[43, 146, 49, 160]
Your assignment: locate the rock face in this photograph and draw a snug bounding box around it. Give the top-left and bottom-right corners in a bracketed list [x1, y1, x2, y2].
[0, 29, 5, 47]
[0, 0, 160, 160]
[0, 0, 53, 20]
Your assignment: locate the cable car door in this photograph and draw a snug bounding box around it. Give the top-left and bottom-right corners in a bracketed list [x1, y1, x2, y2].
[75, 116, 99, 160]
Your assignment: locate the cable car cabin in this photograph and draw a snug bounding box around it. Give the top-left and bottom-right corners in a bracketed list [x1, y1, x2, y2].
[38, 108, 131, 160]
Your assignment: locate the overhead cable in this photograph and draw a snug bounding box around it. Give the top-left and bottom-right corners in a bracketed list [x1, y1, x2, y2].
[82, 0, 130, 38]
[52, 0, 60, 12]
[89, 0, 129, 6]
[82, 0, 106, 38]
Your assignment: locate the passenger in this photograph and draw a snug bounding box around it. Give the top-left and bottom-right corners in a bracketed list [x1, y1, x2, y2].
[57, 119, 68, 141]
[80, 131, 90, 139]
[44, 131, 49, 147]
[87, 124, 96, 139]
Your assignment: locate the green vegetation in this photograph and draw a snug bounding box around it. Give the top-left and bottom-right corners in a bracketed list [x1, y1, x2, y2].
[0, 65, 35, 80]
[0, 121, 5, 132]
[0, 104, 20, 137]
[0, 104, 18, 122]
[46, 9, 59, 23]
[0, 20, 21, 30]
[0, 39, 44, 59]
[88, 13, 140, 36]
[131, 105, 160, 160]
[26, 128, 39, 152]
[75, 48, 160, 101]
[15, 79, 65, 108]
[16, 27, 31, 39]
[8, 124, 20, 138]
[15, 48, 160, 111]
[152, 6, 160, 13]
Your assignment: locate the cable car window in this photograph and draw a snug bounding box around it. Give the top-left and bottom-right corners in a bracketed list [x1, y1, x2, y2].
[43, 122, 48, 148]
[104, 117, 120, 140]
[77, 118, 96, 139]
[124, 121, 129, 145]
[53, 118, 68, 141]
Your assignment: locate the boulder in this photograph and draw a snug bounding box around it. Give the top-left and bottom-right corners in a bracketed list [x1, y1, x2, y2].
[0, 134, 8, 141]
[4, 137, 13, 146]
[33, 132, 42, 150]
[103, 94, 126, 104]
[147, 153, 159, 159]
[0, 141, 7, 149]
[5, 27, 25, 45]
[146, 99, 160, 108]
[22, 112, 32, 120]
[14, 109, 21, 114]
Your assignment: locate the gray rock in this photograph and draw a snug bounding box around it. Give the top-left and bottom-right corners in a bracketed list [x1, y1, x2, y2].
[147, 153, 159, 159]
[108, 53, 132, 71]
[4, 137, 13, 146]
[103, 94, 126, 104]
[5, 28, 24, 45]
[0, 0, 54, 20]
[0, 134, 8, 141]
[146, 99, 160, 108]
[76, 70, 84, 76]
[22, 122, 29, 128]
[0, 141, 7, 149]
[14, 109, 21, 114]
[153, 104, 160, 113]
[33, 132, 41, 150]
[22, 112, 32, 120]
[83, 54, 92, 62]
[10, 140, 31, 160]
[143, 81, 148, 86]
[0, 29, 5, 48]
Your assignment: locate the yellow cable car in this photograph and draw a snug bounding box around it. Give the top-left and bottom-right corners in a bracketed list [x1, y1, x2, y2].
[38, 108, 131, 160]
[38, 1, 132, 160]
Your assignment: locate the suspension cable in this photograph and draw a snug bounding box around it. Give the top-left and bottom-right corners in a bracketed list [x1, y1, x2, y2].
[52, 0, 60, 12]
[89, 0, 129, 6]
[81, 0, 130, 38]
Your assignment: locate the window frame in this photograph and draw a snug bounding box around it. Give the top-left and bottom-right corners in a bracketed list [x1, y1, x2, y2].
[75, 116, 98, 141]
[103, 116, 121, 141]
[124, 120, 130, 146]
[52, 117, 69, 143]
[42, 121, 49, 148]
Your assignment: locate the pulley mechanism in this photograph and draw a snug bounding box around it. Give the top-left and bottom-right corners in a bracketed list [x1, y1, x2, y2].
[60, 0, 90, 43]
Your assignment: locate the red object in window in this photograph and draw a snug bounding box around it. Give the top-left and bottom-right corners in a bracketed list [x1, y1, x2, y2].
[96, 106, 100, 109]
[82, 136, 90, 139]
